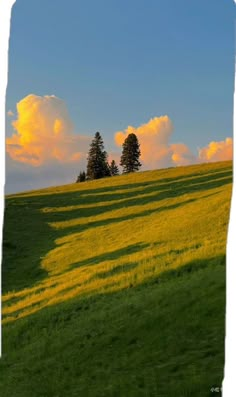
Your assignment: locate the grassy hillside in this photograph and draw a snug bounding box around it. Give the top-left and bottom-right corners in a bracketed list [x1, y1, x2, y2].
[1, 160, 232, 396]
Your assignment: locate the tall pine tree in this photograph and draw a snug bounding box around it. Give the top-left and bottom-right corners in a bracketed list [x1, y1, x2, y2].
[120, 133, 141, 173]
[87, 132, 110, 179]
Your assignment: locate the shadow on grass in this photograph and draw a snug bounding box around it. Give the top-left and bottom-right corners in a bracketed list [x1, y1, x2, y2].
[1, 250, 226, 325]
[0, 253, 226, 397]
[36, 168, 232, 225]
[2, 163, 232, 294]
[68, 242, 151, 271]
[148, 253, 226, 286]
[51, 196, 201, 240]
[2, 205, 53, 293]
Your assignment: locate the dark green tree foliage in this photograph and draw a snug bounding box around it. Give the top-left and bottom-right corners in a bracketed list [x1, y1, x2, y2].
[87, 132, 110, 179]
[104, 162, 112, 177]
[76, 171, 86, 183]
[109, 160, 119, 176]
[120, 133, 141, 173]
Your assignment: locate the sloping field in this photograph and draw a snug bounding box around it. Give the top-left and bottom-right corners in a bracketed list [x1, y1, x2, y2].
[0, 160, 232, 396]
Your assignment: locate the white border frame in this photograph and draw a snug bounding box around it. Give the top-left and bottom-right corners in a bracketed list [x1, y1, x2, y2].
[0, 2, 235, 396]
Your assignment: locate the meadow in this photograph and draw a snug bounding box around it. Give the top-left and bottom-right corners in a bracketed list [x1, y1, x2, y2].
[0, 160, 232, 396]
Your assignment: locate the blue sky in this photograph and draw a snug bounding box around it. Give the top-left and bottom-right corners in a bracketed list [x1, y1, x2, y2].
[5, 0, 235, 192]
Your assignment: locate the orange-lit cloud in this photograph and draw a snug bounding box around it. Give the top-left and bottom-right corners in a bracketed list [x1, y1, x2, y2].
[170, 143, 198, 166]
[114, 116, 232, 169]
[198, 137, 233, 163]
[6, 94, 90, 166]
[7, 110, 14, 117]
[115, 116, 173, 168]
[115, 116, 197, 168]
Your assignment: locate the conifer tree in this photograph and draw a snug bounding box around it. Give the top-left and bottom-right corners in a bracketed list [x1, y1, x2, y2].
[120, 133, 141, 173]
[86, 132, 109, 179]
[109, 160, 119, 176]
[76, 171, 86, 182]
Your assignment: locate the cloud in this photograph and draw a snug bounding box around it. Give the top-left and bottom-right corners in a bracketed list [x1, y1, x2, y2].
[170, 143, 198, 166]
[7, 110, 14, 117]
[115, 115, 197, 168]
[6, 94, 90, 166]
[198, 137, 233, 163]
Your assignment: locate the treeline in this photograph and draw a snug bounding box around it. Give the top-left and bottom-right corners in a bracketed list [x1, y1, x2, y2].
[76, 131, 141, 182]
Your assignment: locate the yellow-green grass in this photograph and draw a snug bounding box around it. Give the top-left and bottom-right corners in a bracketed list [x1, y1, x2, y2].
[1, 160, 232, 396]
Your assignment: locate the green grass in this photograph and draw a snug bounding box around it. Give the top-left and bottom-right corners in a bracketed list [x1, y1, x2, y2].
[1, 160, 232, 396]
